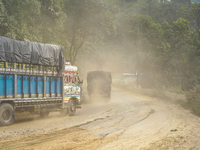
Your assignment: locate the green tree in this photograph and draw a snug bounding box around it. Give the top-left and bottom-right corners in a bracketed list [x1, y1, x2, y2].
[36, 0, 66, 43]
[2, 0, 41, 39]
[64, 0, 118, 65]
[181, 3, 200, 36]
[0, 0, 8, 36]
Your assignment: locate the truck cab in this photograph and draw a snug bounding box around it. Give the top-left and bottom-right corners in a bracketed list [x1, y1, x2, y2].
[87, 71, 112, 102]
[63, 62, 82, 115]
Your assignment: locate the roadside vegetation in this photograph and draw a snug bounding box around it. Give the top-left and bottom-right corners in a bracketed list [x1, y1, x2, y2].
[1, 0, 200, 116]
[184, 85, 200, 116]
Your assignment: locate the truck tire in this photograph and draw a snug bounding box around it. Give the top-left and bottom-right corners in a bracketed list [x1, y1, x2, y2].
[39, 111, 49, 118]
[0, 103, 15, 126]
[68, 100, 76, 116]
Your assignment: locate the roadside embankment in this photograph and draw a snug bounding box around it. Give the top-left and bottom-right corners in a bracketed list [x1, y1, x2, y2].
[112, 82, 186, 103]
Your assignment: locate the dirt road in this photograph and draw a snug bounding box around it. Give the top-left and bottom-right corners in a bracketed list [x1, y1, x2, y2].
[0, 88, 200, 150]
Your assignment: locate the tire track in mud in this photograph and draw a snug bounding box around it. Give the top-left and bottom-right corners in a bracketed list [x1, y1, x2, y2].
[0, 126, 93, 150]
[0, 104, 154, 150]
[0, 119, 121, 150]
[0, 107, 114, 150]
[78, 101, 154, 139]
[0, 88, 162, 150]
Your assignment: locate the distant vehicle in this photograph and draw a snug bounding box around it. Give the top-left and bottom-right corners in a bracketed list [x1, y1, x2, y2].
[122, 73, 137, 82]
[0, 36, 82, 126]
[87, 71, 112, 101]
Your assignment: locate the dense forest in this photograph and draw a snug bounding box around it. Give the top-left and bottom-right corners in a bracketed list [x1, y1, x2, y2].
[1, 0, 200, 94]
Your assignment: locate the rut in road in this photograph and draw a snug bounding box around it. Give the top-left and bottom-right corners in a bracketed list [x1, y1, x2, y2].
[80, 109, 155, 138]
[79, 98, 153, 139]
[0, 92, 154, 150]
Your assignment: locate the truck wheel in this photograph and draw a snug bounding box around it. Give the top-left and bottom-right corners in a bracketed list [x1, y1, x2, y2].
[39, 111, 49, 118]
[0, 103, 15, 126]
[68, 100, 76, 116]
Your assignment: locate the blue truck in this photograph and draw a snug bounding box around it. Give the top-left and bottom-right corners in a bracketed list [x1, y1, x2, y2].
[0, 36, 82, 126]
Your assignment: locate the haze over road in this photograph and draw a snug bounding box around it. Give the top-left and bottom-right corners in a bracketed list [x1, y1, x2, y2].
[0, 88, 200, 150]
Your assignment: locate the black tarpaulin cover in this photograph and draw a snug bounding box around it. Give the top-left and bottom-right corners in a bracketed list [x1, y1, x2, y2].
[0, 36, 65, 72]
[87, 71, 112, 94]
[87, 71, 112, 85]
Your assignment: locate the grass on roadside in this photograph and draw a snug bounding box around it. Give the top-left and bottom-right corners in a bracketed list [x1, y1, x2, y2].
[114, 82, 200, 117]
[177, 99, 200, 117]
[176, 85, 200, 117]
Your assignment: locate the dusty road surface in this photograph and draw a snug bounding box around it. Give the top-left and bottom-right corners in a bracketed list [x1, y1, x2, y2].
[0, 88, 200, 150]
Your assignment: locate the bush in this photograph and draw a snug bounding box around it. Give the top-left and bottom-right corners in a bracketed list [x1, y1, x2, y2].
[185, 85, 200, 116]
